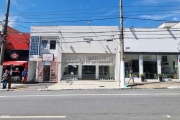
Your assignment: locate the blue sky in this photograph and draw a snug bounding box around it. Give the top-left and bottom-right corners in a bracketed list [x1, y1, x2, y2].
[0, 0, 180, 32]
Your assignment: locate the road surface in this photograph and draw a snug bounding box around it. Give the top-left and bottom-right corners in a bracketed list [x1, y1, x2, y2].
[0, 89, 179, 120]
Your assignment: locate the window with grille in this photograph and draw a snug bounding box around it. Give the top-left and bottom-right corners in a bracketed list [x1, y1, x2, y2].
[30, 36, 39, 55]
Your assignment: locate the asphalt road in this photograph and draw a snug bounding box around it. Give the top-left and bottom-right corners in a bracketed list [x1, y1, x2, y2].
[0, 89, 180, 120]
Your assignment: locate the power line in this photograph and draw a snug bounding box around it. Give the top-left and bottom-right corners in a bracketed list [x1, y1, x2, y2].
[9, 16, 120, 23]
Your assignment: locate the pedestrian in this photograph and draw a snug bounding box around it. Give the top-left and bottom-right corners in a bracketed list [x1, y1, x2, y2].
[128, 68, 135, 84]
[21, 69, 27, 82]
[2, 70, 10, 89]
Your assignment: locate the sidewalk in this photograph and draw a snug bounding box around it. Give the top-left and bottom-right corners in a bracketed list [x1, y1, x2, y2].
[1, 80, 180, 91]
[38, 80, 180, 91]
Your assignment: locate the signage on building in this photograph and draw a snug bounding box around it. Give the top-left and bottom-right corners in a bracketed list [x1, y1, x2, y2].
[84, 38, 93, 41]
[63, 54, 115, 66]
[10, 52, 19, 59]
[143, 55, 156, 61]
[42, 54, 54, 61]
[4, 50, 29, 61]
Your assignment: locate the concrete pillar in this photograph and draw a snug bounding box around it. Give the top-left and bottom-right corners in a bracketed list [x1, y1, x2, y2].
[139, 54, 143, 77]
[178, 55, 180, 79]
[157, 55, 161, 76]
[115, 47, 120, 81]
[96, 65, 99, 80]
[58, 62, 61, 83]
[78, 65, 82, 80]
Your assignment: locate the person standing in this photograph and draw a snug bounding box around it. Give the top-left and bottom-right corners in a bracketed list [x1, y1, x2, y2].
[2, 70, 10, 89]
[21, 69, 27, 82]
[128, 68, 135, 84]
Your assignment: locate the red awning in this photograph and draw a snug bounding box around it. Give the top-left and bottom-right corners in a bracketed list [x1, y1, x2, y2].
[3, 61, 28, 66]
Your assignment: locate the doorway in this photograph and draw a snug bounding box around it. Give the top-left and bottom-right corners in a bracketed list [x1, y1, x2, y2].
[82, 66, 95, 80]
[143, 61, 157, 79]
[43, 65, 50, 81]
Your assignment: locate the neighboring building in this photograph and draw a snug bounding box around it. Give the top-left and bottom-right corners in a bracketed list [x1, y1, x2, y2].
[124, 22, 180, 80]
[3, 33, 30, 82]
[28, 26, 119, 82]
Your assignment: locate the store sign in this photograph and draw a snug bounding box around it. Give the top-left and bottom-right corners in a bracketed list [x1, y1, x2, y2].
[42, 54, 54, 61]
[84, 38, 93, 41]
[10, 52, 19, 59]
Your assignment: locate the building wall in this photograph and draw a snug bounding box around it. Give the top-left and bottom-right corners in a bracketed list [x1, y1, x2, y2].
[30, 26, 119, 55]
[28, 61, 36, 81]
[124, 28, 180, 53]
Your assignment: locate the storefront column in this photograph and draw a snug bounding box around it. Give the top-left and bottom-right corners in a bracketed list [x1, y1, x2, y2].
[57, 62, 61, 83]
[157, 55, 161, 75]
[96, 65, 99, 80]
[139, 54, 143, 77]
[78, 65, 82, 80]
[178, 55, 180, 79]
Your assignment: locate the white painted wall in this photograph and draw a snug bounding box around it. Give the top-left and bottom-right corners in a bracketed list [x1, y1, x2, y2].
[28, 61, 36, 81]
[124, 28, 180, 53]
[30, 26, 119, 55]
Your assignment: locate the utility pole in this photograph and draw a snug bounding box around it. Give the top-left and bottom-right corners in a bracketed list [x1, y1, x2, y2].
[120, 0, 126, 88]
[0, 0, 11, 89]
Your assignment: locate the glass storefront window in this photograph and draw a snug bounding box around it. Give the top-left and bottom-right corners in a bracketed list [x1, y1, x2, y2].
[63, 65, 78, 75]
[125, 54, 139, 78]
[161, 55, 178, 79]
[99, 66, 110, 79]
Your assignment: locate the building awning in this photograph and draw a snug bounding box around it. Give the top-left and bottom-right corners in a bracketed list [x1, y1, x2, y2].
[3, 61, 28, 66]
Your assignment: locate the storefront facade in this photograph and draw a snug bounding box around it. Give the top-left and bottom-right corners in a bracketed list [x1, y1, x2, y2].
[3, 33, 30, 82]
[124, 23, 180, 80]
[62, 53, 115, 80]
[124, 53, 179, 80]
[28, 26, 119, 82]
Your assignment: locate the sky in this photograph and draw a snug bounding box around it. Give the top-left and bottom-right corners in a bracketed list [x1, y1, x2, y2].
[0, 0, 180, 32]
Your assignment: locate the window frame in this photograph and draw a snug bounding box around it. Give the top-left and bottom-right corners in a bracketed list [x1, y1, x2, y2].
[40, 40, 48, 49]
[50, 40, 56, 50]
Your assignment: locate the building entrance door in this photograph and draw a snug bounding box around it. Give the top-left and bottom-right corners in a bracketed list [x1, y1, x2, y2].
[43, 65, 50, 81]
[143, 61, 157, 79]
[82, 66, 95, 80]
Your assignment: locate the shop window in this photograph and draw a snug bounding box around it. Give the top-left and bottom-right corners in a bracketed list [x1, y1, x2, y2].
[64, 65, 78, 75]
[99, 66, 110, 79]
[161, 55, 178, 79]
[41, 40, 48, 49]
[50, 41, 56, 49]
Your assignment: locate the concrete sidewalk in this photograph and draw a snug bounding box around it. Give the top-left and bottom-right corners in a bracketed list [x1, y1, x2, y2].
[38, 80, 180, 91]
[1, 80, 180, 91]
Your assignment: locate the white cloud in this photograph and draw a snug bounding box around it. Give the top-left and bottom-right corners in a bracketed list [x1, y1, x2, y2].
[0, 13, 18, 27]
[140, 0, 180, 4]
[139, 9, 180, 21]
[173, 17, 178, 21]
[11, 0, 36, 11]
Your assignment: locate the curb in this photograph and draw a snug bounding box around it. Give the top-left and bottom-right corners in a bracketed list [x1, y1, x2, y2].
[0, 89, 14, 91]
[38, 87, 132, 91]
[167, 86, 180, 89]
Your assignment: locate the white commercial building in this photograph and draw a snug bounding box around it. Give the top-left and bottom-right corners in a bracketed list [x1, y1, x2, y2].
[28, 23, 180, 83]
[28, 26, 120, 82]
